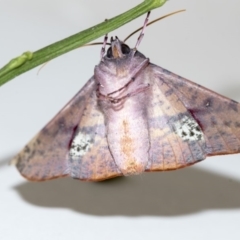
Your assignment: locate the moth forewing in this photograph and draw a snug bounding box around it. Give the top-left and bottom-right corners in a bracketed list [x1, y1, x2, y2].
[68, 88, 122, 181]
[144, 64, 207, 171]
[12, 78, 97, 181]
[154, 65, 240, 156]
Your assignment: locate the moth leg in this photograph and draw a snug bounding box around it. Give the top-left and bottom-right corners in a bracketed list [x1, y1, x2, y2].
[109, 83, 150, 103]
[100, 33, 108, 60]
[99, 83, 150, 105]
[135, 11, 151, 49]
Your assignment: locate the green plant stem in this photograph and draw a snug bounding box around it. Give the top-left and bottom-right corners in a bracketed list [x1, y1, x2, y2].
[0, 0, 167, 87]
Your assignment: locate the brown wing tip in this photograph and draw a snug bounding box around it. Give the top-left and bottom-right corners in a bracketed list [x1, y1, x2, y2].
[18, 170, 69, 182]
[10, 156, 19, 166]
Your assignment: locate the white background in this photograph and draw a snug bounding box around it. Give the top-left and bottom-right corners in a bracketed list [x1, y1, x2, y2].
[1, 0, 240, 239]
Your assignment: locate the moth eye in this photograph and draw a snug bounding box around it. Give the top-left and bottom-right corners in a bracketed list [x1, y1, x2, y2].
[106, 47, 113, 58]
[121, 44, 130, 54]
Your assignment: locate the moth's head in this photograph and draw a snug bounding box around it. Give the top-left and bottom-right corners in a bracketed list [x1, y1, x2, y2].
[95, 37, 147, 95]
[96, 37, 146, 77]
[105, 36, 131, 59]
[103, 36, 145, 61]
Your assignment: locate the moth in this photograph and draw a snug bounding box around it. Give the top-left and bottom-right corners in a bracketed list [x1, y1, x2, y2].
[12, 12, 240, 181]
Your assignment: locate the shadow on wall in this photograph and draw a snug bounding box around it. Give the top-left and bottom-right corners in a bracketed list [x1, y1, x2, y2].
[13, 165, 240, 216]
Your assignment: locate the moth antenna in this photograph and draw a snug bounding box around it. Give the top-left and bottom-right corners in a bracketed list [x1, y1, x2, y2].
[36, 42, 111, 75]
[124, 9, 186, 43]
[100, 33, 108, 61]
[83, 42, 111, 47]
[37, 61, 49, 75]
[134, 11, 151, 50]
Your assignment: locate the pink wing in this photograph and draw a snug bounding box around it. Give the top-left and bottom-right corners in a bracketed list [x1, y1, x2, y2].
[67, 86, 121, 181]
[145, 64, 240, 171]
[13, 77, 121, 181]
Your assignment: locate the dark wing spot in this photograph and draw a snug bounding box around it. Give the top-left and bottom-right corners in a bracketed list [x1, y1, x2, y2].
[163, 69, 171, 75]
[224, 121, 232, 127]
[24, 146, 30, 153]
[196, 126, 201, 132]
[58, 117, 66, 129]
[203, 98, 213, 108]
[219, 131, 226, 136]
[214, 134, 220, 140]
[182, 131, 187, 136]
[197, 134, 202, 140]
[37, 150, 45, 156]
[191, 93, 198, 102]
[190, 131, 194, 137]
[165, 89, 174, 97]
[211, 116, 217, 126]
[81, 144, 88, 151]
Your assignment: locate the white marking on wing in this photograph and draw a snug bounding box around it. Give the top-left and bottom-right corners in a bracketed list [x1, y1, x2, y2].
[69, 132, 93, 157]
[173, 116, 203, 141]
